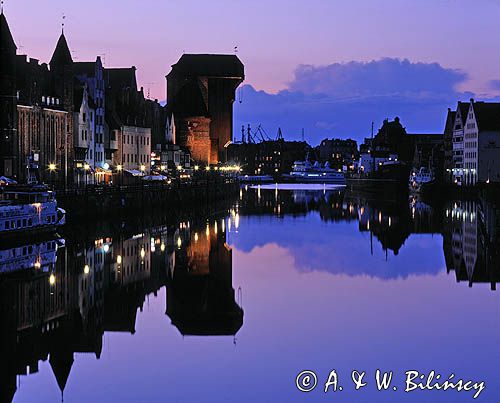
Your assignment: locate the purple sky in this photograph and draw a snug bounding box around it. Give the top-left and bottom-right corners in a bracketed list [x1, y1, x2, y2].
[5, 0, 500, 141]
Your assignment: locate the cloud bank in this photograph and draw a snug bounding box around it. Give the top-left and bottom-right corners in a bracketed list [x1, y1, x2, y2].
[234, 58, 477, 144]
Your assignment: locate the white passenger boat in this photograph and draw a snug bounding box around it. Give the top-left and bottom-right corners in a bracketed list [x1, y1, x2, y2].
[0, 184, 66, 238]
[284, 160, 346, 184]
[409, 167, 435, 194]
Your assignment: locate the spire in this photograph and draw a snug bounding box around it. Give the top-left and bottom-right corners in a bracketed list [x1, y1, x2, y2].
[0, 7, 17, 53]
[50, 31, 73, 67]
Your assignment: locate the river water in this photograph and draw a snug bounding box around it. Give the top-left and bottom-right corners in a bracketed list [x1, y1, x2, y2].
[1, 185, 499, 402]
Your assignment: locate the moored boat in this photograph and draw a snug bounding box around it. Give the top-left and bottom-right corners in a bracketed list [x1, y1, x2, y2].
[409, 167, 435, 194]
[0, 184, 66, 238]
[283, 160, 346, 184]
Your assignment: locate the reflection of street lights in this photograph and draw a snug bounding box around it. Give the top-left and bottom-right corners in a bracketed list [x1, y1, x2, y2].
[84, 163, 90, 187]
[117, 164, 123, 185]
[48, 163, 56, 188]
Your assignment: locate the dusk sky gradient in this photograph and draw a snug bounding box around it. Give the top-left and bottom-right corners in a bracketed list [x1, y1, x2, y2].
[6, 0, 500, 141]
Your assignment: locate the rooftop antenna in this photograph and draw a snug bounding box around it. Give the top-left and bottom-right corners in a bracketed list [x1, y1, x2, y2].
[145, 82, 155, 99]
[241, 125, 245, 143]
[1, 0, 4, 14]
[234, 46, 238, 53]
[61, 13, 66, 33]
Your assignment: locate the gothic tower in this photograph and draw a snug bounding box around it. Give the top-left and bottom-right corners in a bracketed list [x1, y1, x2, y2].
[50, 30, 74, 185]
[0, 10, 18, 178]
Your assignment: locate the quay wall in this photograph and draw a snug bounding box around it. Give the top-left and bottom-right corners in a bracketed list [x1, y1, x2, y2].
[56, 178, 239, 221]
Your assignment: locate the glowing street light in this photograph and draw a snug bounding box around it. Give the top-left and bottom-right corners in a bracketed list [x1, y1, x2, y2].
[49, 273, 56, 286]
[140, 165, 146, 172]
[176, 165, 183, 171]
[84, 264, 90, 275]
[84, 163, 90, 171]
[116, 165, 123, 172]
[194, 165, 199, 171]
[205, 166, 210, 171]
[48, 163, 57, 172]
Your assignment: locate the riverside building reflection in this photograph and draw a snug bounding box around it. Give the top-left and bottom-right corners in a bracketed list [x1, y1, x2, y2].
[0, 215, 242, 402]
[443, 198, 500, 290]
[238, 185, 500, 287]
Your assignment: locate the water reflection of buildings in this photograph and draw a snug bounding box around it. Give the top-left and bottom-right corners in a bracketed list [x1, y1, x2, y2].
[240, 185, 500, 288]
[443, 199, 500, 290]
[166, 219, 244, 336]
[0, 217, 242, 402]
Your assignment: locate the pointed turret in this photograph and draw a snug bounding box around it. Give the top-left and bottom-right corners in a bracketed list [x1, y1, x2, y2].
[0, 11, 16, 53]
[50, 32, 73, 67]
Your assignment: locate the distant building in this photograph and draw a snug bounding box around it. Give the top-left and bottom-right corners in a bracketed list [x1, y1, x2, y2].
[166, 54, 244, 164]
[318, 138, 358, 170]
[227, 139, 308, 175]
[462, 99, 500, 185]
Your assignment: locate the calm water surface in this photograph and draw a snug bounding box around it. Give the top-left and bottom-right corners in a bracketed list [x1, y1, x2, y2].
[2, 185, 499, 402]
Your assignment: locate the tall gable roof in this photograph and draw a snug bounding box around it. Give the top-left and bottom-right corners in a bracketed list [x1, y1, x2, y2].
[169, 54, 244, 79]
[472, 102, 500, 132]
[0, 11, 16, 52]
[456, 101, 470, 125]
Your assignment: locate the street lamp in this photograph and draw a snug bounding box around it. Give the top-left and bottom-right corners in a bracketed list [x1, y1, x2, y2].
[140, 164, 146, 174]
[194, 165, 199, 171]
